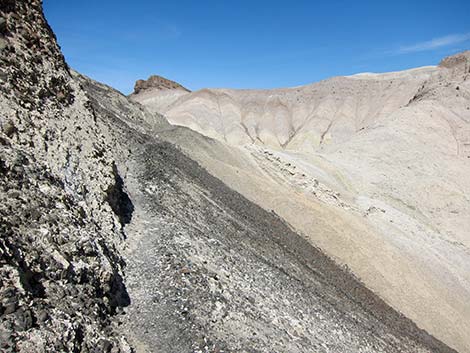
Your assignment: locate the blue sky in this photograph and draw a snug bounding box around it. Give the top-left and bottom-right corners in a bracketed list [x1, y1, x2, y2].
[43, 0, 470, 94]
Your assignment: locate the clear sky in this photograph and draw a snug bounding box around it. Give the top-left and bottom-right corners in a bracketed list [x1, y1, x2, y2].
[43, 0, 470, 94]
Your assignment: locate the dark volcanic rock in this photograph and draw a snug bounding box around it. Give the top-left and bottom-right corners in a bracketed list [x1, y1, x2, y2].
[0, 1, 131, 352]
[133, 75, 190, 94]
[1, 119, 16, 137]
[439, 50, 470, 73]
[0, 17, 7, 34]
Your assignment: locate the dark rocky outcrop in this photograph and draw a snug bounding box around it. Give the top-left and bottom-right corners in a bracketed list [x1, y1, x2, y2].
[106, 163, 134, 226]
[133, 75, 190, 95]
[439, 50, 470, 73]
[0, 1, 131, 351]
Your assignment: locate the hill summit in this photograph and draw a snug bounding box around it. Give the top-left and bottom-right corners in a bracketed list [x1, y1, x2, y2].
[133, 74, 190, 94]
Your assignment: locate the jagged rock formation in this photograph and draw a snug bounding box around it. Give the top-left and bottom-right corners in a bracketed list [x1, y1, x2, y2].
[0, 1, 132, 351]
[131, 53, 470, 352]
[439, 50, 470, 71]
[0, 1, 464, 352]
[133, 75, 190, 95]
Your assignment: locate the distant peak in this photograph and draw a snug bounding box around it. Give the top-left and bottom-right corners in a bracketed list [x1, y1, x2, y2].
[438, 50, 470, 70]
[133, 75, 190, 94]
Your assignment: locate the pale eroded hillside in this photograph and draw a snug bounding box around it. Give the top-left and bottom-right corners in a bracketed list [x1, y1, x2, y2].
[132, 54, 470, 352]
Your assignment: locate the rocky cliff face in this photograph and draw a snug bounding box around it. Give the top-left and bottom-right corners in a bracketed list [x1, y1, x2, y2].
[0, 1, 463, 353]
[0, 1, 131, 351]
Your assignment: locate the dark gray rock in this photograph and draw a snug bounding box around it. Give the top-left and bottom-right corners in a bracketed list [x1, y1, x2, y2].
[133, 75, 190, 95]
[2, 120, 16, 137]
[0, 18, 6, 34]
[0, 1, 131, 352]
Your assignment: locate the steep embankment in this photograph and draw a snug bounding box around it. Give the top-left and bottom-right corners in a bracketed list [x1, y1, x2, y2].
[78, 71, 456, 353]
[131, 53, 470, 352]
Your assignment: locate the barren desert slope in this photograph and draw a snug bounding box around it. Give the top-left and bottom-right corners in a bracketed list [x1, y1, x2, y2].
[1, 1, 460, 352]
[131, 54, 470, 352]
